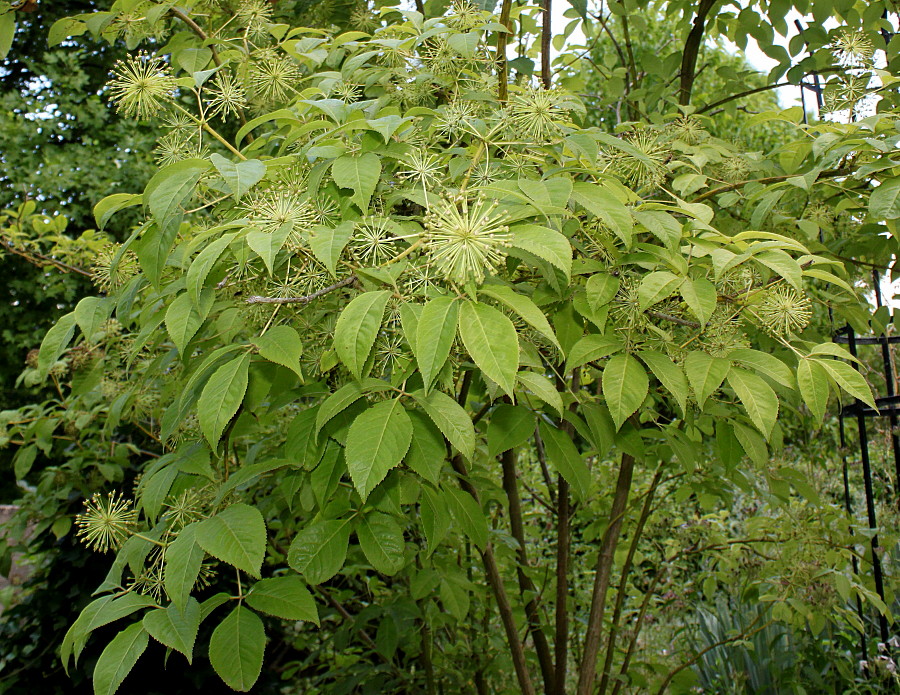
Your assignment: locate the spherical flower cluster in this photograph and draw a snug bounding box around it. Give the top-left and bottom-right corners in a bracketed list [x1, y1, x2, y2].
[757, 286, 812, 336]
[423, 194, 511, 285]
[107, 52, 177, 120]
[509, 87, 573, 142]
[75, 492, 138, 553]
[91, 243, 140, 292]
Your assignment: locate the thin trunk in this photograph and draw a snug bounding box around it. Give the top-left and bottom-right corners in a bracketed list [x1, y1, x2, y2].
[497, 0, 513, 101]
[501, 448, 556, 694]
[452, 454, 537, 695]
[541, 0, 552, 89]
[677, 0, 718, 105]
[534, 425, 557, 501]
[553, 370, 578, 694]
[597, 465, 664, 695]
[422, 619, 437, 695]
[553, 476, 570, 694]
[575, 453, 636, 695]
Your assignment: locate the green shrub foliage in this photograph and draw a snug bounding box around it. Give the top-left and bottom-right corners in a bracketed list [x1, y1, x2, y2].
[4, 0, 900, 692]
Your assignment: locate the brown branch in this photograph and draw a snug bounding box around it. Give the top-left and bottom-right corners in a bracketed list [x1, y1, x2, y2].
[541, 0, 552, 89]
[620, 12, 638, 101]
[553, 370, 579, 694]
[576, 452, 636, 695]
[597, 464, 665, 695]
[697, 81, 795, 114]
[501, 448, 555, 695]
[593, 12, 628, 74]
[533, 425, 557, 501]
[690, 167, 852, 203]
[496, 0, 513, 101]
[678, 0, 719, 106]
[648, 310, 700, 328]
[451, 454, 537, 695]
[1, 237, 92, 277]
[244, 275, 356, 304]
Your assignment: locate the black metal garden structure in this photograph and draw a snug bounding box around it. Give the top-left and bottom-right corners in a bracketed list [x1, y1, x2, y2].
[834, 271, 900, 667]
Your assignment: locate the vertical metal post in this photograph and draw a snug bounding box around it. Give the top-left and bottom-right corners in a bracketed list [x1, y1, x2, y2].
[871, 269, 900, 499]
[839, 409, 869, 663]
[847, 329, 890, 644]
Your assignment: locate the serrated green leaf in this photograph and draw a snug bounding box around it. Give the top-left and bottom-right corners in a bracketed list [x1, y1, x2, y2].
[358, 512, 405, 575]
[61, 594, 156, 672]
[38, 311, 76, 378]
[487, 404, 534, 458]
[602, 353, 648, 429]
[48, 16, 87, 47]
[315, 380, 372, 435]
[195, 503, 266, 578]
[728, 348, 795, 389]
[0, 13, 14, 60]
[798, 358, 829, 422]
[870, 177, 900, 220]
[308, 222, 353, 277]
[92, 622, 148, 695]
[415, 296, 459, 393]
[509, 224, 572, 281]
[197, 353, 250, 447]
[74, 296, 113, 343]
[186, 232, 238, 305]
[164, 524, 204, 613]
[684, 351, 730, 408]
[334, 290, 391, 379]
[412, 389, 475, 460]
[479, 284, 560, 349]
[288, 519, 351, 584]
[421, 486, 451, 556]
[144, 159, 210, 236]
[253, 325, 303, 378]
[93, 193, 142, 230]
[586, 273, 620, 311]
[332, 153, 380, 210]
[142, 599, 200, 663]
[639, 351, 688, 413]
[246, 577, 319, 625]
[727, 367, 779, 438]
[458, 301, 519, 399]
[209, 606, 265, 692]
[755, 249, 802, 289]
[166, 289, 214, 356]
[285, 406, 324, 469]
[570, 181, 632, 245]
[638, 271, 682, 311]
[445, 487, 488, 550]
[566, 334, 624, 372]
[516, 371, 563, 415]
[680, 277, 717, 326]
[209, 154, 265, 201]
[815, 358, 876, 408]
[405, 411, 446, 484]
[247, 222, 292, 275]
[346, 399, 413, 501]
[539, 421, 591, 500]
